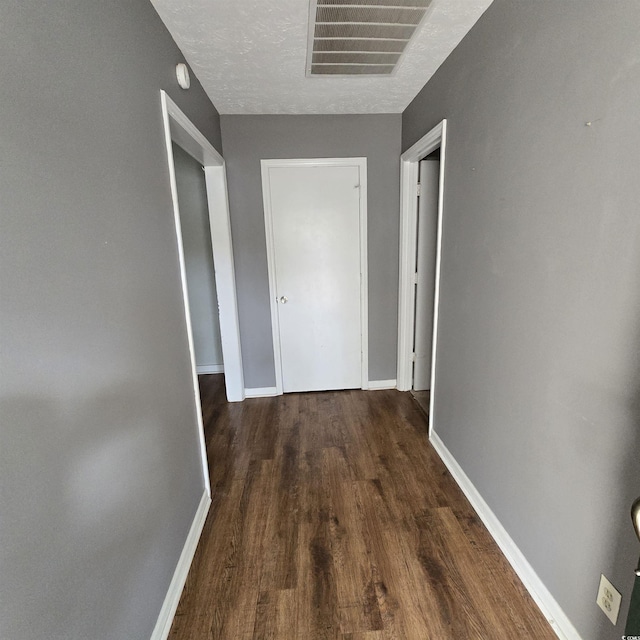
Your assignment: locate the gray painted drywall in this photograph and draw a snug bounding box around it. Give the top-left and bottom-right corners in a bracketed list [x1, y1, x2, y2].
[172, 143, 224, 369]
[0, 1, 222, 638]
[220, 114, 401, 388]
[403, 1, 640, 637]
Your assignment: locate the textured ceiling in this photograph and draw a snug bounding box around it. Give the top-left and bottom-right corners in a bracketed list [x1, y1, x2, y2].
[150, 0, 494, 114]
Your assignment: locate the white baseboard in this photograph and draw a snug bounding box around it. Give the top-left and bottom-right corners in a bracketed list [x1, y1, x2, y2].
[367, 379, 397, 390]
[244, 386, 279, 398]
[245, 383, 398, 395]
[150, 491, 211, 640]
[196, 364, 224, 374]
[429, 431, 582, 640]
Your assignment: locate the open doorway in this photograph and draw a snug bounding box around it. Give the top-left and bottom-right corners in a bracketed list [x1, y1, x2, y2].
[172, 142, 224, 379]
[171, 142, 226, 429]
[160, 91, 245, 416]
[411, 149, 440, 415]
[397, 120, 447, 436]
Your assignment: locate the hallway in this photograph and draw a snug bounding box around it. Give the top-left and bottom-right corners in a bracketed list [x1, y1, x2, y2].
[169, 376, 556, 639]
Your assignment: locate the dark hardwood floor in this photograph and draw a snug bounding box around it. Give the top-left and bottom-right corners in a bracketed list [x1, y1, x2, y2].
[169, 375, 555, 639]
[410, 389, 430, 417]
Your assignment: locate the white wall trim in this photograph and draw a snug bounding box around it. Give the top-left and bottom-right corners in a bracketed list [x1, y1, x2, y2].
[358, 160, 369, 391]
[160, 92, 211, 496]
[367, 379, 397, 390]
[150, 491, 211, 640]
[160, 91, 245, 406]
[196, 364, 224, 375]
[397, 120, 447, 440]
[260, 161, 285, 396]
[260, 157, 369, 394]
[203, 164, 245, 402]
[244, 386, 279, 398]
[429, 431, 583, 640]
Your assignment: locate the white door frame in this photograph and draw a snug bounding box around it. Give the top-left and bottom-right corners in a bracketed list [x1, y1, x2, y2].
[261, 157, 369, 395]
[160, 92, 245, 443]
[397, 120, 447, 436]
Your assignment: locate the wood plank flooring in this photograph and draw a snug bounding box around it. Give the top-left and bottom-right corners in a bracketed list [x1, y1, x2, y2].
[410, 390, 430, 417]
[169, 375, 556, 639]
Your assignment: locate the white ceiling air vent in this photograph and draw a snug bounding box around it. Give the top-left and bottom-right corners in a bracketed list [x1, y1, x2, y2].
[307, 0, 432, 76]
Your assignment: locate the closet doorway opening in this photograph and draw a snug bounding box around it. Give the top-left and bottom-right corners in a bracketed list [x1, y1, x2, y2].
[171, 142, 225, 380]
[160, 92, 244, 409]
[397, 120, 447, 436]
[411, 148, 440, 415]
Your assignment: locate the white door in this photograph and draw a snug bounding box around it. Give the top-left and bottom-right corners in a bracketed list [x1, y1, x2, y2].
[413, 159, 439, 391]
[263, 160, 366, 393]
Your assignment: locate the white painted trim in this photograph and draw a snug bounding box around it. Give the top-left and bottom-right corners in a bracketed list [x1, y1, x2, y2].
[160, 92, 211, 497]
[358, 159, 369, 391]
[397, 119, 447, 440]
[367, 379, 397, 390]
[429, 432, 583, 640]
[203, 164, 245, 402]
[260, 162, 285, 396]
[260, 157, 369, 393]
[244, 386, 279, 398]
[397, 154, 419, 392]
[427, 122, 447, 438]
[160, 91, 245, 406]
[150, 491, 211, 640]
[196, 364, 224, 375]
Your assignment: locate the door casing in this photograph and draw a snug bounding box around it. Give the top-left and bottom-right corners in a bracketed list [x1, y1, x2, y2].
[160, 91, 245, 410]
[261, 157, 369, 395]
[413, 158, 439, 392]
[397, 120, 447, 437]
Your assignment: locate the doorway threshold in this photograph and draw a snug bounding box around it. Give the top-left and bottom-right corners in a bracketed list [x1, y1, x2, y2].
[410, 389, 430, 419]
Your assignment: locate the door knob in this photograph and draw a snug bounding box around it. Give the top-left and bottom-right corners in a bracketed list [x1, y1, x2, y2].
[279, 296, 288, 304]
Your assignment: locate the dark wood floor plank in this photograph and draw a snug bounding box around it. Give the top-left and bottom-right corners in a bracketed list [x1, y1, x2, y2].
[322, 447, 383, 635]
[217, 457, 276, 640]
[412, 507, 495, 638]
[351, 480, 428, 640]
[169, 376, 557, 640]
[258, 393, 301, 594]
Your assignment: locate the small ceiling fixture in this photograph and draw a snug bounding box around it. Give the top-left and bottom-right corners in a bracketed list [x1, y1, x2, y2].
[307, 0, 432, 76]
[176, 63, 190, 89]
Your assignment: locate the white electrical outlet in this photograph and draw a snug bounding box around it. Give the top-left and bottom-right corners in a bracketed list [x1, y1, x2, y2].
[596, 574, 622, 625]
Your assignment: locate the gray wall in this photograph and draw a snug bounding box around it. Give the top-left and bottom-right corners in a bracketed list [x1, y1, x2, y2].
[173, 143, 224, 370]
[0, 1, 222, 638]
[403, 1, 640, 638]
[220, 114, 401, 388]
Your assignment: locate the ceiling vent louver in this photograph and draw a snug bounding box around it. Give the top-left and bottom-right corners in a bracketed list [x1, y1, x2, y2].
[307, 0, 432, 76]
